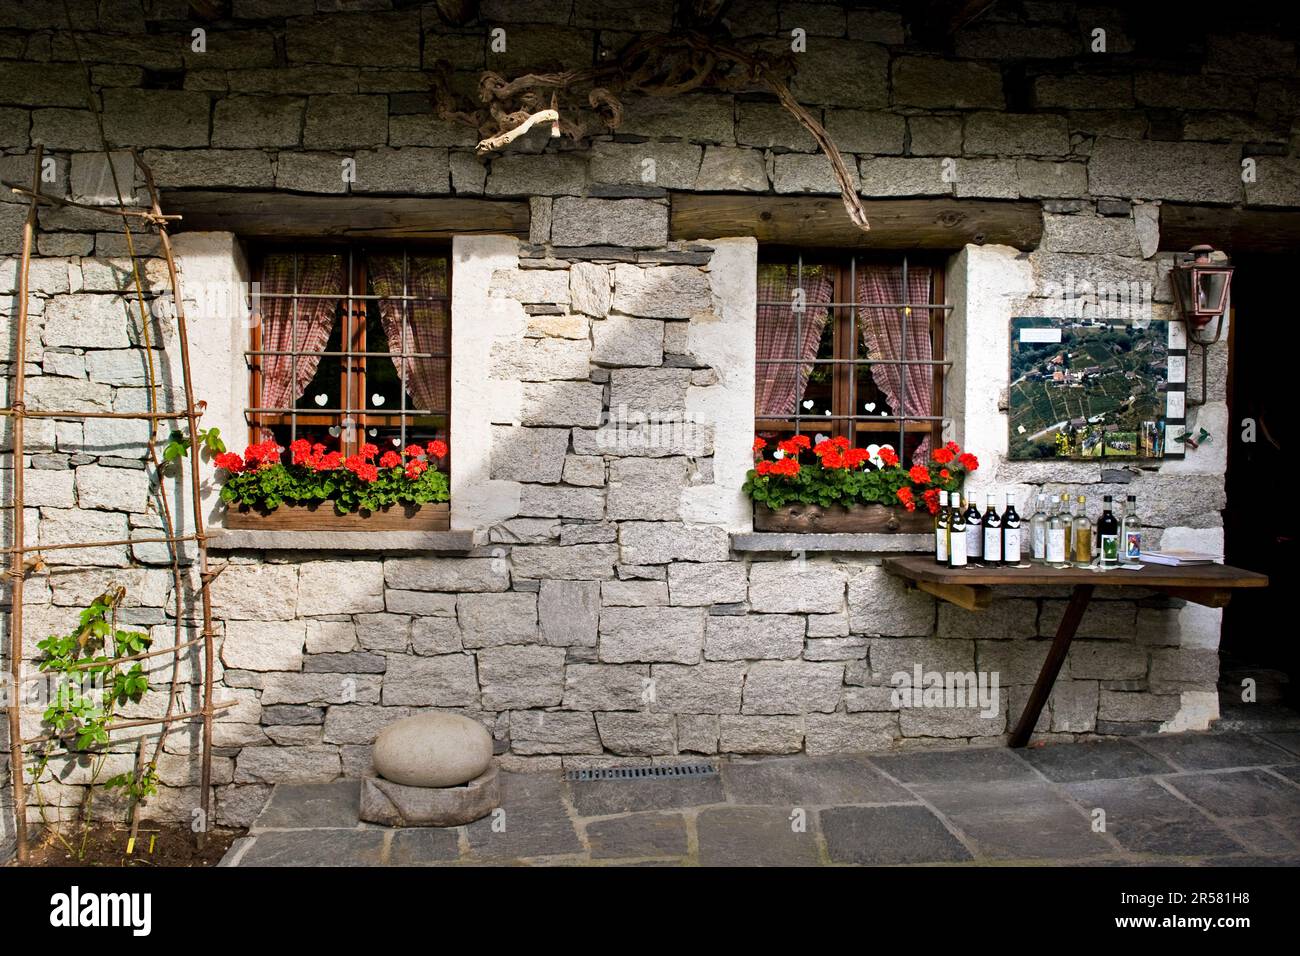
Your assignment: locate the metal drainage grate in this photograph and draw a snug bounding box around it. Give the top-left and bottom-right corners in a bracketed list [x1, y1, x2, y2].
[565, 762, 718, 782]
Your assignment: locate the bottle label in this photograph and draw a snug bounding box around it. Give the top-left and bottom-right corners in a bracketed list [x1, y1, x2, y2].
[983, 526, 1001, 561]
[1101, 534, 1119, 563]
[935, 527, 948, 562]
[1124, 530, 1141, 559]
[966, 525, 982, 559]
[1032, 524, 1046, 560]
[1003, 528, 1021, 563]
[950, 531, 968, 567]
[1047, 528, 1066, 564]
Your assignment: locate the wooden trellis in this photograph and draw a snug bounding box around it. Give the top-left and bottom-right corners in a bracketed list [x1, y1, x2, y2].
[2, 143, 222, 864]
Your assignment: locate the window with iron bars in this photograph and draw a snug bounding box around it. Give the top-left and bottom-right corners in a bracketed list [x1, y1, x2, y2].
[246, 244, 450, 466]
[755, 250, 950, 466]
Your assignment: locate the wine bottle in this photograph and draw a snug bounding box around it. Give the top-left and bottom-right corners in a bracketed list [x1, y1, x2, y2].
[982, 493, 1002, 566]
[1030, 494, 1048, 564]
[1098, 494, 1120, 567]
[964, 496, 983, 561]
[934, 490, 949, 565]
[1046, 496, 1067, 565]
[1122, 494, 1142, 560]
[1001, 491, 1022, 564]
[1072, 494, 1092, 567]
[949, 494, 968, 567]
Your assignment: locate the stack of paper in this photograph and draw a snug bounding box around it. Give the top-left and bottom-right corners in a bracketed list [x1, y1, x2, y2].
[1139, 549, 1222, 566]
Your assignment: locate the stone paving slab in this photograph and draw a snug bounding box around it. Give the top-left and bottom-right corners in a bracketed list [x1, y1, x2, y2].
[721, 755, 913, 806]
[1020, 740, 1177, 783]
[870, 747, 1037, 784]
[820, 805, 972, 865]
[1134, 732, 1294, 771]
[1065, 778, 1245, 857]
[915, 779, 1114, 861]
[696, 807, 822, 866]
[585, 813, 688, 860]
[224, 731, 1300, 867]
[1163, 768, 1300, 818]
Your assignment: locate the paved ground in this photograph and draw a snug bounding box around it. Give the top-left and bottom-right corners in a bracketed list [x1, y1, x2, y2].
[220, 731, 1300, 866]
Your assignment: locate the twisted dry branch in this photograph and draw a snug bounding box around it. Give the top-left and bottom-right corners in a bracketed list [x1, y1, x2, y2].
[431, 30, 869, 231]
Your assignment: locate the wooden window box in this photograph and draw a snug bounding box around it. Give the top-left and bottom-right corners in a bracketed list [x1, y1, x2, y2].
[223, 501, 449, 532]
[754, 502, 933, 535]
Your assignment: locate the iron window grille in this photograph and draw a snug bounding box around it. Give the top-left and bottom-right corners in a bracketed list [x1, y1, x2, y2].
[755, 250, 951, 463]
[246, 244, 451, 462]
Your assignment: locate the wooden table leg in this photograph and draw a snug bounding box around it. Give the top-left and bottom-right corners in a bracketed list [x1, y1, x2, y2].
[1009, 583, 1094, 748]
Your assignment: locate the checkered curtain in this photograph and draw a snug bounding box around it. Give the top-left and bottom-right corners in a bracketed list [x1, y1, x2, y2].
[755, 263, 833, 418]
[857, 264, 935, 463]
[367, 255, 450, 415]
[258, 253, 343, 413]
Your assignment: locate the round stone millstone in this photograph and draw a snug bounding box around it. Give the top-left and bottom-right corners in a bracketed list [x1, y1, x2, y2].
[371, 713, 493, 788]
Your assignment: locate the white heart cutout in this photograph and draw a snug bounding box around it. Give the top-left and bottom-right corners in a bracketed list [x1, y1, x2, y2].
[368, 428, 378, 437]
[814, 433, 827, 445]
[773, 449, 785, 460]
[802, 399, 815, 410]
[864, 402, 876, 412]
[391, 438, 401, 446]
[879, 410, 888, 416]
[328, 426, 340, 437]
[314, 393, 328, 407]
[371, 393, 386, 407]
[823, 409, 831, 416]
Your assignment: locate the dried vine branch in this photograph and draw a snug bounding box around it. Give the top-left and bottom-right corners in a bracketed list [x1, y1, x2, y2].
[431, 29, 869, 231]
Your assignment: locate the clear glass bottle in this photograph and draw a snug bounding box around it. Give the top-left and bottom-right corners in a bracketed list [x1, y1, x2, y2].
[1046, 495, 1068, 565]
[1060, 492, 1074, 562]
[1001, 491, 1022, 564]
[949, 494, 968, 567]
[1072, 494, 1092, 567]
[1030, 494, 1048, 563]
[982, 493, 1002, 566]
[1122, 494, 1142, 560]
[934, 490, 949, 565]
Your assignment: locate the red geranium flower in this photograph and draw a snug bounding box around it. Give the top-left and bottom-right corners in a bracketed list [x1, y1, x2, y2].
[289, 438, 312, 466]
[360, 443, 378, 460]
[939, 468, 951, 480]
[931, 447, 954, 465]
[909, 464, 931, 485]
[821, 449, 847, 469]
[945, 441, 960, 454]
[318, 450, 342, 470]
[878, 447, 899, 467]
[923, 487, 941, 514]
[843, 447, 871, 468]
[753, 437, 766, 454]
[214, 452, 243, 473]
[772, 457, 800, 476]
[957, 452, 979, 471]
[380, 450, 402, 469]
[403, 444, 425, 459]
[896, 486, 916, 511]
[427, 440, 448, 459]
[404, 459, 428, 480]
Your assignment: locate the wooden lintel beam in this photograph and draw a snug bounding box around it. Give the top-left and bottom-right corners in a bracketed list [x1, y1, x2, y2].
[1160, 203, 1300, 256]
[916, 579, 993, 611]
[670, 193, 1043, 250]
[161, 191, 529, 240]
[1160, 586, 1234, 608]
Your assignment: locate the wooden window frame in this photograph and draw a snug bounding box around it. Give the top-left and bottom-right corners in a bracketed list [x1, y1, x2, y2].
[755, 249, 949, 457]
[246, 241, 451, 460]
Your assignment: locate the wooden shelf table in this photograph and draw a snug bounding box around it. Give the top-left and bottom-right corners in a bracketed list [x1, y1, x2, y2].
[881, 555, 1269, 748]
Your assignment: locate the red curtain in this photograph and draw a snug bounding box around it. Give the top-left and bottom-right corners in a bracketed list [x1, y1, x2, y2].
[257, 254, 343, 413]
[755, 263, 833, 419]
[367, 255, 450, 415]
[857, 265, 935, 463]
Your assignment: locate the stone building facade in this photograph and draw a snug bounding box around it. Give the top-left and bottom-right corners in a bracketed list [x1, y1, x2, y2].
[1, 0, 1293, 839]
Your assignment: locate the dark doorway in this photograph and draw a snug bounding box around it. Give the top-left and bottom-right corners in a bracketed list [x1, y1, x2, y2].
[1222, 254, 1297, 719]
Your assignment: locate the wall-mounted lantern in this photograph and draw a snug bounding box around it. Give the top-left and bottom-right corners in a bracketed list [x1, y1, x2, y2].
[1170, 244, 1233, 332]
[1170, 244, 1234, 408]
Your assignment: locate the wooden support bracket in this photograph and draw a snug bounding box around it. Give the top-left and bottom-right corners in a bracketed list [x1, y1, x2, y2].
[916, 579, 993, 612]
[1160, 586, 1234, 608]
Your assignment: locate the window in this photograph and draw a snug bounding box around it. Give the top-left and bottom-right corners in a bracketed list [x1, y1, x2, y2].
[755, 251, 948, 465]
[247, 244, 450, 463]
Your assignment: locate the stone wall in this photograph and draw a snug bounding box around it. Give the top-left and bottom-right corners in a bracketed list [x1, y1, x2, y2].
[0, 0, 1291, 830]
